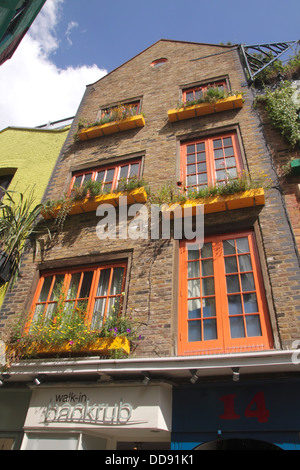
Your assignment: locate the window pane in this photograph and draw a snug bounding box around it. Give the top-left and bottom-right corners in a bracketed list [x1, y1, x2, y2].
[225, 257, 238, 273]
[223, 239, 235, 255]
[241, 272, 255, 292]
[202, 277, 215, 296]
[195, 89, 203, 100]
[197, 142, 205, 152]
[226, 157, 236, 167]
[226, 275, 240, 293]
[198, 173, 207, 184]
[201, 259, 213, 276]
[187, 164, 196, 175]
[213, 139, 222, 148]
[119, 165, 129, 179]
[239, 254, 252, 272]
[110, 267, 124, 296]
[230, 316, 245, 338]
[106, 169, 115, 182]
[203, 319, 217, 340]
[197, 162, 207, 172]
[236, 237, 250, 253]
[96, 269, 110, 297]
[188, 245, 199, 260]
[50, 275, 64, 300]
[67, 272, 81, 299]
[186, 92, 194, 102]
[246, 315, 262, 337]
[214, 149, 223, 159]
[201, 243, 212, 258]
[187, 154, 195, 164]
[216, 169, 227, 181]
[188, 279, 200, 298]
[215, 159, 225, 170]
[188, 320, 201, 342]
[228, 294, 243, 315]
[188, 298, 201, 319]
[187, 175, 197, 186]
[96, 171, 105, 182]
[187, 145, 195, 154]
[224, 146, 234, 157]
[73, 175, 83, 188]
[202, 297, 216, 317]
[129, 163, 139, 177]
[223, 137, 232, 146]
[188, 261, 200, 279]
[243, 293, 258, 313]
[228, 167, 238, 178]
[83, 173, 92, 183]
[79, 271, 93, 298]
[38, 276, 54, 302]
[92, 298, 106, 329]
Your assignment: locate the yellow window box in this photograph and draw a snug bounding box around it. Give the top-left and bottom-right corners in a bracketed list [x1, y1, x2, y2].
[168, 94, 243, 123]
[77, 114, 145, 141]
[161, 188, 265, 219]
[9, 336, 130, 359]
[42, 187, 148, 220]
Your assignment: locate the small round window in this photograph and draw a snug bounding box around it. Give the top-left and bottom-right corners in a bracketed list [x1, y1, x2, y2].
[150, 58, 168, 68]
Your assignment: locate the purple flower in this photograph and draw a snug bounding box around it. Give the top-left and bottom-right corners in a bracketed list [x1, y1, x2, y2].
[126, 329, 131, 333]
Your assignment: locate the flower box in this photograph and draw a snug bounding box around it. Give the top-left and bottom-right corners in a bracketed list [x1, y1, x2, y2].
[77, 114, 145, 141]
[168, 94, 243, 123]
[291, 159, 300, 176]
[161, 188, 265, 219]
[41, 187, 148, 220]
[9, 336, 130, 359]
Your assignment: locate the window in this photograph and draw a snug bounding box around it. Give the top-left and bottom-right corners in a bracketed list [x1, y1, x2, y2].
[28, 263, 127, 331]
[180, 132, 243, 192]
[97, 101, 141, 122]
[178, 231, 273, 355]
[182, 80, 226, 104]
[70, 159, 142, 195]
[0, 174, 14, 200]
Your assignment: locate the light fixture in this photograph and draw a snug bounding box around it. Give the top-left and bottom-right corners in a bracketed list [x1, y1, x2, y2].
[190, 369, 199, 384]
[142, 373, 150, 385]
[232, 367, 240, 382]
[34, 374, 45, 386]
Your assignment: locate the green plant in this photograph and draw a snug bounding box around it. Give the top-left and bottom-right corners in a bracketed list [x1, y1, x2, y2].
[256, 81, 300, 148]
[115, 176, 150, 194]
[177, 89, 242, 109]
[0, 188, 50, 287]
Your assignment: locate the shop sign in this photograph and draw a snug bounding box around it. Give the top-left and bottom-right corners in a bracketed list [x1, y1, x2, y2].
[24, 384, 172, 432]
[45, 393, 132, 425]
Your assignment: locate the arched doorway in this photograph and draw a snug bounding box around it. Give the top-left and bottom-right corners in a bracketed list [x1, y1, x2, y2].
[194, 439, 282, 450]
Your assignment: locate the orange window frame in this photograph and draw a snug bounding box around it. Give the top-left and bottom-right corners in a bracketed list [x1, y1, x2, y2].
[180, 131, 243, 191]
[182, 80, 227, 104]
[178, 231, 273, 356]
[69, 159, 142, 196]
[26, 263, 127, 333]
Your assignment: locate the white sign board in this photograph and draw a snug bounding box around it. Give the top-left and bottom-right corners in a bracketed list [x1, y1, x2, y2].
[24, 383, 172, 436]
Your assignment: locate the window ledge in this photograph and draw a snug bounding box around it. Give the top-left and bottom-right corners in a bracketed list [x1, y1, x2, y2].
[168, 94, 243, 122]
[77, 114, 145, 141]
[8, 336, 130, 359]
[161, 188, 265, 219]
[42, 187, 148, 220]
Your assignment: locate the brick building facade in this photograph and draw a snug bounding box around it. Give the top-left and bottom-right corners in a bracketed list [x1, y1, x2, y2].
[1, 40, 300, 451]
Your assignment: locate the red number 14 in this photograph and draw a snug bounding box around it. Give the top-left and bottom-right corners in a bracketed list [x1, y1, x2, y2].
[219, 392, 270, 423]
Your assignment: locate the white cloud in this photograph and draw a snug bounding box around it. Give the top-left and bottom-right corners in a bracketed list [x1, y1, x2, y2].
[65, 21, 79, 46]
[0, 0, 107, 130]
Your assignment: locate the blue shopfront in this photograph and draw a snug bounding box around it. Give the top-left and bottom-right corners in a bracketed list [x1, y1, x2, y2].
[171, 379, 300, 450]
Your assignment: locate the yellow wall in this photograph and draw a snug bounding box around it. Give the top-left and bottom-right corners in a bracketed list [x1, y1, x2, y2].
[0, 125, 70, 306]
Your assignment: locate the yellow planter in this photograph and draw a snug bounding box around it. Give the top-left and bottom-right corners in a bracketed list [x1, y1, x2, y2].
[168, 95, 243, 123]
[77, 114, 145, 141]
[161, 188, 265, 219]
[9, 336, 130, 358]
[42, 187, 148, 220]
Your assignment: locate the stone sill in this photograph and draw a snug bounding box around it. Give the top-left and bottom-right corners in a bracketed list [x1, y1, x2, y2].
[168, 94, 243, 122]
[42, 187, 148, 220]
[77, 114, 145, 141]
[161, 188, 265, 219]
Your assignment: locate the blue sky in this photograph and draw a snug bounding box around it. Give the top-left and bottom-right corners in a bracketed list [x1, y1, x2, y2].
[0, 0, 299, 130]
[53, 0, 300, 72]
